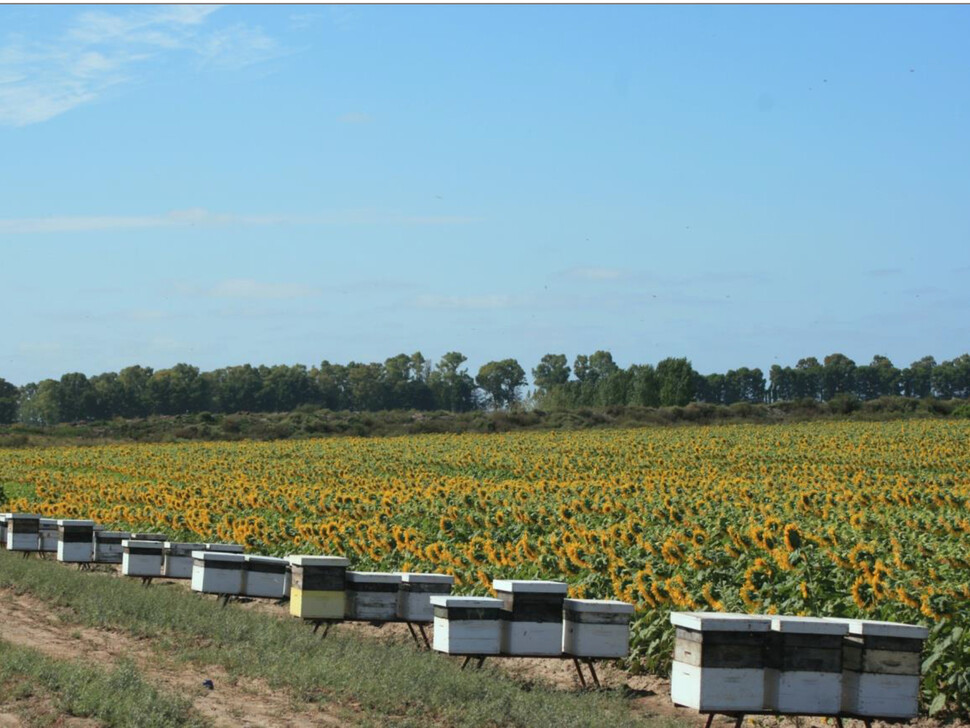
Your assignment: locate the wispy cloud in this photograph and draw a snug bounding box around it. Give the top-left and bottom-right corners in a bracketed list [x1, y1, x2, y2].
[414, 294, 528, 310]
[0, 6, 285, 126]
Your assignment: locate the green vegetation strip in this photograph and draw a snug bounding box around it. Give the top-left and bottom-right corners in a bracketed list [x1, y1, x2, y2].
[0, 638, 206, 728]
[0, 551, 675, 728]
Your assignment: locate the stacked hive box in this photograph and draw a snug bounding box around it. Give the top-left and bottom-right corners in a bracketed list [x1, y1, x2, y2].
[493, 580, 568, 656]
[767, 616, 847, 714]
[122, 539, 164, 577]
[346, 572, 402, 620]
[94, 531, 130, 563]
[562, 599, 635, 658]
[430, 596, 504, 655]
[243, 555, 290, 599]
[163, 542, 207, 578]
[288, 555, 349, 620]
[397, 573, 455, 622]
[670, 612, 772, 711]
[0, 513, 9, 546]
[826, 618, 928, 719]
[6, 514, 41, 552]
[191, 551, 245, 595]
[39, 518, 58, 553]
[56, 519, 95, 563]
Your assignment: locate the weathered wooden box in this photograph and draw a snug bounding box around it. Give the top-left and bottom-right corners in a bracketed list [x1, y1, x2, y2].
[205, 542, 245, 554]
[122, 539, 164, 577]
[396, 573, 455, 622]
[6, 513, 40, 552]
[562, 598, 635, 658]
[39, 518, 59, 552]
[670, 612, 772, 712]
[288, 555, 349, 620]
[243, 555, 290, 599]
[94, 530, 130, 563]
[163, 542, 207, 579]
[825, 618, 928, 718]
[430, 596, 504, 655]
[56, 519, 95, 563]
[766, 616, 847, 714]
[191, 550, 245, 595]
[494, 579, 568, 656]
[346, 571, 402, 620]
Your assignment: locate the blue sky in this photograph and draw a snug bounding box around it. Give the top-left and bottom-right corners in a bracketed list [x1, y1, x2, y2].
[2, 4, 968, 386]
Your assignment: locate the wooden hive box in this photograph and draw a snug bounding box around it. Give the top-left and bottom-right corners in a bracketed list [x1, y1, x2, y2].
[39, 518, 59, 552]
[345, 572, 402, 621]
[205, 543, 245, 554]
[288, 555, 349, 620]
[191, 551, 245, 595]
[94, 531, 130, 563]
[670, 612, 772, 712]
[56, 519, 95, 563]
[766, 616, 847, 714]
[493, 579, 568, 656]
[825, 618, 928, 718]
[562, 598, 635, 658]
[122, 539, 164, 577]
[6, 514, 41, 552]
[163, 542, 207, 579]
[430, 596, 504, 655]
[243, 555, 290, 599]
[397, 573, 455, 622]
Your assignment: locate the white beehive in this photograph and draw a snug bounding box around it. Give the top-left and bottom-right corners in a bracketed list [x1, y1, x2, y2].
[94, 530, 130, 563]
[346, 572, 402, 620]
[670, 612, 772, 712]
[825, 618, 928, 718]
[163, 542, 207, 578]
[766, 616, 847, 714]
[205, 542, 245, 554]
[493, 579, 568, 656]
[288, 555, 349, 620]
[396, 573, 455, 622]
[191, 550, 245, 595]
[56, 519, 95, 563]
[0, 513, 9, 547]
[6, 514, 41, 552]
[39, 518, 58, 552]
[430, 596, 504, 655]
[562, 598, 635, 658]
[121, 539, 164, 577]
[243, 555, 290, 599]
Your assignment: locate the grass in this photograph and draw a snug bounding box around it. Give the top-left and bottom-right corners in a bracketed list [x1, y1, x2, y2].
[0, 549, 680, 728]
[0, 638, 207, 727]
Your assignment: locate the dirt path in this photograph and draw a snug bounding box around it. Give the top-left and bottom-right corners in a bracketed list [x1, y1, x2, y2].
[0, 589, 347, 728]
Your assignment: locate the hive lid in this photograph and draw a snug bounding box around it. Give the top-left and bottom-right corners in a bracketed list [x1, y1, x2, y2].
[123, 539, 164, 548]
[429, 596, 504, 609]
[399, 572, 455, 584]
[192, 550, 245, 563]
[346, 571, 402, 584]
[771, 616, 848, 635]
[57, 519, 95, 527]
[39, 518, 57, 525]
[287, 554, 350, 567]
[7, 513, 39, 519]
[492, 579, 568, 594]
[164, 541, 206, 551]
[564, 598, 635, 615]
[245, 555, 288, 565]
[823, 617, 929, 640]
[98, 531, 130, 538]
[670, 612, 772, 632]
[204, 543, 244, 553]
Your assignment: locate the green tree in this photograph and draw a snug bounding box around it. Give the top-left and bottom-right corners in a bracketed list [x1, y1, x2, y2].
[532, 354, 570, 393]
[149, 364, 209, 415]
[58, 372, 96, 422]
[428, 352, 477, 412]
[0, 377, 18, 424]
[476, 359, 526, 410]
[821, 353, 856, 401]
[656, 357, 696, 406]
[627, 364, 660, 407]
[900, 356, 935, 398]
[118, 366, 154, 418]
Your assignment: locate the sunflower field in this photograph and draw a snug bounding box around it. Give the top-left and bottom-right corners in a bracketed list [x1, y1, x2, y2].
[1, 420, 968, 713]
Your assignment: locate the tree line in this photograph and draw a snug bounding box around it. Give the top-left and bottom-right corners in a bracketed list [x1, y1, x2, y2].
[1, 351, 969, 426]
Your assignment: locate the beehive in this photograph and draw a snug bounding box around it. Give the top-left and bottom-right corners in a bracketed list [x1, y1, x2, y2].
[344, 572, 402, 620]
[6, 514, 41, 552]
[397, 573, 455, 622]
[39, 518, 58, 553]
[766, 616, 846, 714]
[288, 555, 349, 620]
[162, 542, 207, 578]
[0, 513, 9, 547]
[205, 543, 245, 554]
[191, 550, 245, 594]
[94, 531, 130, 563]
[493, 579, 568, 656]
[562, 598, 635, 658]
[243, 555, 290, 599]
[825, 618, 928, 718]
[670, 612, 772, 712]
[121, 539, 164, 577]
[56, 519, 95, 563]
[430, 596, 504, 655]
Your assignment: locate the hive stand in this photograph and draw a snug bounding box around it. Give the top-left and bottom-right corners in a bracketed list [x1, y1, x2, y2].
[306, 617, 432, 650]
[457, 654, 603, 688]
[696, 710, 907, 728]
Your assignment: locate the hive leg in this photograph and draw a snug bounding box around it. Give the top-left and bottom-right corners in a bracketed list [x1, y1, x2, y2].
[571, 658, 588, 688]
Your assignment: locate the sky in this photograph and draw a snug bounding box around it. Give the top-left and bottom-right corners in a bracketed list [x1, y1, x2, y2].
[2, 4, 969, 386]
